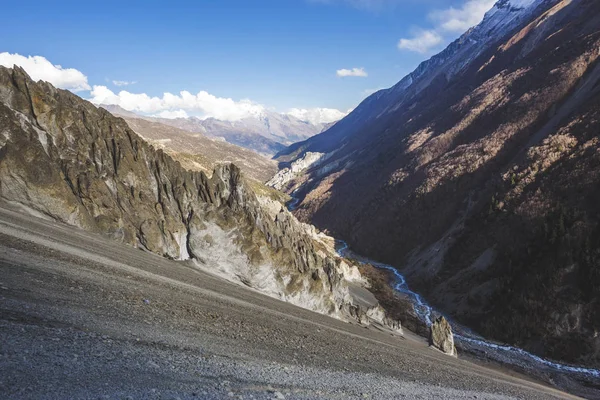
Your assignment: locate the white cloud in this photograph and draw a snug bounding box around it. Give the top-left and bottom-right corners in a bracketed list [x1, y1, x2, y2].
[2, 53, 347, 124]
[287, 107, 347, 125]
[154, 109, 189, 119]
[112, 80, 137, 87]
[398, 0, 496, 54]
[0, 52, 90, 92]
[429, 0, 497, 33]
[336, 67, 368, 77]
[89, 85, 266, 122]
[398, 30, 443, 54]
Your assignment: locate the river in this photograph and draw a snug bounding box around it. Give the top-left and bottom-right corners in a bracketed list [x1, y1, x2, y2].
[285, 192, 600, 381]
[334, 239, 600, 381]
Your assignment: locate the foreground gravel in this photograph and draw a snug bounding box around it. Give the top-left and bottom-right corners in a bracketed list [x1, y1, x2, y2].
[0, 205, 582, 399]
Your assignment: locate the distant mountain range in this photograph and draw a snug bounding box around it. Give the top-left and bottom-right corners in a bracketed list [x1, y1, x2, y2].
[102, 104, 341, 155]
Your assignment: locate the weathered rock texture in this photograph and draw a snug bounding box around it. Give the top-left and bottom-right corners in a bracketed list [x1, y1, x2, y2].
[429, 317, 457, 357]
[0, 66, 396, 326]
[274, 0, 600, 367]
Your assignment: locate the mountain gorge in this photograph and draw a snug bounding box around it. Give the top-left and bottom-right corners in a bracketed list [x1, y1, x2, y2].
[5, 0, 600, 398]
[273, 0, 600, 368]
[0, 65, 399, 328]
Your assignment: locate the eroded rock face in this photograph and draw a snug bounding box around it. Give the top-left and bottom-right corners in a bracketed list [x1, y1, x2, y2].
[0, 65, 400, 328]
[430, 317, 457, 357]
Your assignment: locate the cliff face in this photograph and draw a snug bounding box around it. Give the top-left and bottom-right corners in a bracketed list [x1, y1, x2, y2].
[272, 0, 600, 366]
[0, 66, 397, 325]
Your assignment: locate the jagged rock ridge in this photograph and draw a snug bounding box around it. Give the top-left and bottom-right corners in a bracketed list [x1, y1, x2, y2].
[0, 65, 398, 327]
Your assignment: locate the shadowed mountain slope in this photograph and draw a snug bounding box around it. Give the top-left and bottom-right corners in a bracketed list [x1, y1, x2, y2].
[272, 0, 600, 367]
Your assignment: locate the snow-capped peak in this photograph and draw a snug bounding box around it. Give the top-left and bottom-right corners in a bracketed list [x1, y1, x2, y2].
[502, 0, 540, 8]
[286, 108, 348, 125]
[382, 0, 547, 102]
[485, 0, 543, 18]
[471, 0, 543, 41]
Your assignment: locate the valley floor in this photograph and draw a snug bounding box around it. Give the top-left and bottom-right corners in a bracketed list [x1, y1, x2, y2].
[0, 204, 582, 399]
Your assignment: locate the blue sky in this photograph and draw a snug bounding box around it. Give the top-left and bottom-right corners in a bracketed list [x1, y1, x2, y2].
[0, 0, 497, 122]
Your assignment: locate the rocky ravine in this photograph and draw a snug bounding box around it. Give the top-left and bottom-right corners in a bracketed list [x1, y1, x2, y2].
[0, 65, 398, 329]
[273, 0, 600, 370]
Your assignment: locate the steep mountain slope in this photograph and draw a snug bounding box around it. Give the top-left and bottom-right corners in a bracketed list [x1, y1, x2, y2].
[0, 65, 399, 327]
[276, 0, 547, 163]
[107, 114, 278, 183]
[0, 206, 578, 400]
[272, 0, 600, 367]
[104, 105, 338, 155]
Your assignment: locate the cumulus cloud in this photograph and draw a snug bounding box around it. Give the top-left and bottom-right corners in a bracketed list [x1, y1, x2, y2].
[154, 109, 189, 119]
[398, 0, 496, 54]
[287, 107, 347, 125]
[2, 52, 347, 124]
[430, 0, 496, 33]
[336, 67, 368, 78]
[0, 52, 90, 92]
[112, 80, 137, 87]
[89, 85, 266, 121]
[398, 30, 442, 54]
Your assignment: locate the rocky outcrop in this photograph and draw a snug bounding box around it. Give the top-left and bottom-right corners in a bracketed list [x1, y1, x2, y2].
[0, 65, 400, 329]
[272, 0, 600, 367]
[429, 317, 457, 357]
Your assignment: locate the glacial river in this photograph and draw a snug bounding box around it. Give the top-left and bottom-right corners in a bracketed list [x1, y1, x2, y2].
[333, 240, 600, 380]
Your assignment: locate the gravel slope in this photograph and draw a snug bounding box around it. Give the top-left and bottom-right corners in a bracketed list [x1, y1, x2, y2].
[0, 204, 581, 400]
